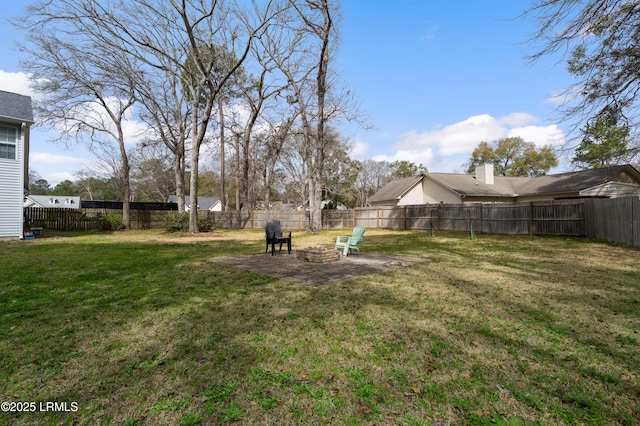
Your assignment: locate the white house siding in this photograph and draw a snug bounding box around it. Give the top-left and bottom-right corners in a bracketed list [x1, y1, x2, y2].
[422, 179, 462, 204]
[580, 182, 640, 198]
[398, 182, 425, 206]
[0, 128, 24, 239]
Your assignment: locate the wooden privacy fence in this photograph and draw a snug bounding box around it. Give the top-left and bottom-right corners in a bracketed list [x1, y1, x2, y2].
[353, 199, 637, 246]
[24, 197, 640, 247]
[204, 209, 355, 230]
[585, 197, 640, 247]
[24, 208, 169, 231]
[358, 200, 587, 237]
[208, 200, 591, 237]
[24, 208, 98, 231]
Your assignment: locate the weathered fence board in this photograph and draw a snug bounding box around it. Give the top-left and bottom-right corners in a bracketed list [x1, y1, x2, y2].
[585, 197, 639, 246]
[532, 200, 586, 236]
[24, 208, 97, 231]
[24, 208, 168, 231]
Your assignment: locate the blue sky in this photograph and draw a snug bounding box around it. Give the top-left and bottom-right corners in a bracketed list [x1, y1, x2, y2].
[1, 1, 575, 186]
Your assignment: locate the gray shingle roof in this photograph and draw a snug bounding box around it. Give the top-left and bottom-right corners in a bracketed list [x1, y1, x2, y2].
[369, 165, 640, 202]
[510, 165, 639, 196]
[426, 173, 521, 197]
[0, 90, 34, 123]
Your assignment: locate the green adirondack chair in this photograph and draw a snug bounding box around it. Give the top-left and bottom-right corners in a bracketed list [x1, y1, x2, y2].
[335, 226, 366, 256]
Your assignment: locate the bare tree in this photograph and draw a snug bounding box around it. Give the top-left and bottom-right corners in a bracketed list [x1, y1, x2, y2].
[265, 0, 365, 230]
[19, 1, 138, 228]
[279, 130, 310, 206]
[260, 0, 332, 229]
[285, 0, 335, 231]
[524, 0, 640, 146]
[41, 0, 281, 232]
[354, 159, 394, 207]
[255, 115, 296, 209]
[130, 143, 176, 202]
[135, 64, 191, 211]
[231, 41, 293, 210]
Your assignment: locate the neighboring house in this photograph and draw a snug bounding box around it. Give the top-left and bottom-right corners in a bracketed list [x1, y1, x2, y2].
[0, 90, 34, 239]
[368, 163, 640, 206]
[168, 195, 222, 211]
[24, 195, 82, 209]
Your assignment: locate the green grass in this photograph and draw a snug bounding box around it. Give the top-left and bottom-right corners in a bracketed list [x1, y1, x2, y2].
[1, 229, 639, 425]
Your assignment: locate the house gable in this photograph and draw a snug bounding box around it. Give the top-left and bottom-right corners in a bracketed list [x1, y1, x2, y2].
[421, 176, 463, 204]
[368, 175, 423, 206]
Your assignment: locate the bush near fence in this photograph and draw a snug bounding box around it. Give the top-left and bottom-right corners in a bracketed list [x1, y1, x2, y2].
[24, 197, 640, 247]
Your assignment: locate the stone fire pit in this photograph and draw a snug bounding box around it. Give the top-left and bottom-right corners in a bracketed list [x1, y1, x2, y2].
[296, 246, 341, 263]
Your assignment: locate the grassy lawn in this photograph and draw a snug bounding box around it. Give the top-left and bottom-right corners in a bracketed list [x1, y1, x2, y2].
[1, 229, 639, 425]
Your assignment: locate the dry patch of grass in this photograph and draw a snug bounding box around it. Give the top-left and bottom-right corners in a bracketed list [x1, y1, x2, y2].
[1, 229, 638, 425]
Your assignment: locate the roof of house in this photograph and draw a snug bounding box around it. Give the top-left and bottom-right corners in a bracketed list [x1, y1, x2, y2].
[25, 195, 81, 209]
[0, 90, 34, 123]
[511, 165, 640, 196]
[426, 173, 520, 198]
[168, 195, 220, 210]
[368, 175, 423, 203]
[369, 165, 640, 203]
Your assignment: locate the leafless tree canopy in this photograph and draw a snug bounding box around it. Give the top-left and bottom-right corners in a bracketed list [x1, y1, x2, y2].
[17, 0, 369, 230]
[524, 0, 640, 144]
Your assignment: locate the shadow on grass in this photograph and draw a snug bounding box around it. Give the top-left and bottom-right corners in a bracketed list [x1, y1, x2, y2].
[1, 232, 639, 425]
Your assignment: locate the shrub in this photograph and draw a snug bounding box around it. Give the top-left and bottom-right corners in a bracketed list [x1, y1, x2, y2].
[95, 213, 124, 231]
[198, 216, 214, 232]
[164, 211, 215, 233]
[164, 211, 189, 232]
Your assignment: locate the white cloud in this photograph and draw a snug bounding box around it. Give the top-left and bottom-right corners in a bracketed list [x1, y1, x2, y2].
[45, 171, 76, 185]
[363, 113, 566, 173]
[30, 152, 87, 164]
[498, 112, 538, 127]
[507, 124, 565, 148]
[0, 70, 35, 97]
[348, 137, 369, 157]
[393, 114, 507, 157]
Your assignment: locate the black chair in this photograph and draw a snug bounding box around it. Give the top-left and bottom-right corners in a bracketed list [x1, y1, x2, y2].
[265, 220, 292, 255]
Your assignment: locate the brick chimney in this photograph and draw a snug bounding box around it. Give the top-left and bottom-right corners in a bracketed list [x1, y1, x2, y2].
[475, 163, 494, 185]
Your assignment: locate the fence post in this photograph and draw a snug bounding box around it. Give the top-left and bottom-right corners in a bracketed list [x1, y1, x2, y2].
[376, 208, 380, 229]
[632, 197, 636, 247]
[404, 206, 407, 230]
[529, 202, 534, 236]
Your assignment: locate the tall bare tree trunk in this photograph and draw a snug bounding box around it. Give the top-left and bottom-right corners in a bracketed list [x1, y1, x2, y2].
[174, 150, 185, 212]
[235, 132, 241, 210]
[218, 96, 226, 212]
[189, 104, 201, 232]
[119, 142, 131, 230]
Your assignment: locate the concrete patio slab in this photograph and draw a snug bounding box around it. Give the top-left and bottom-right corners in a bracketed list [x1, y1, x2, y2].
[214, 251, 427, 286]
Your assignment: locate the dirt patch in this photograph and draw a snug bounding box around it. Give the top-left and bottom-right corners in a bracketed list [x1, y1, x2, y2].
[215, 251, 427, 286]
